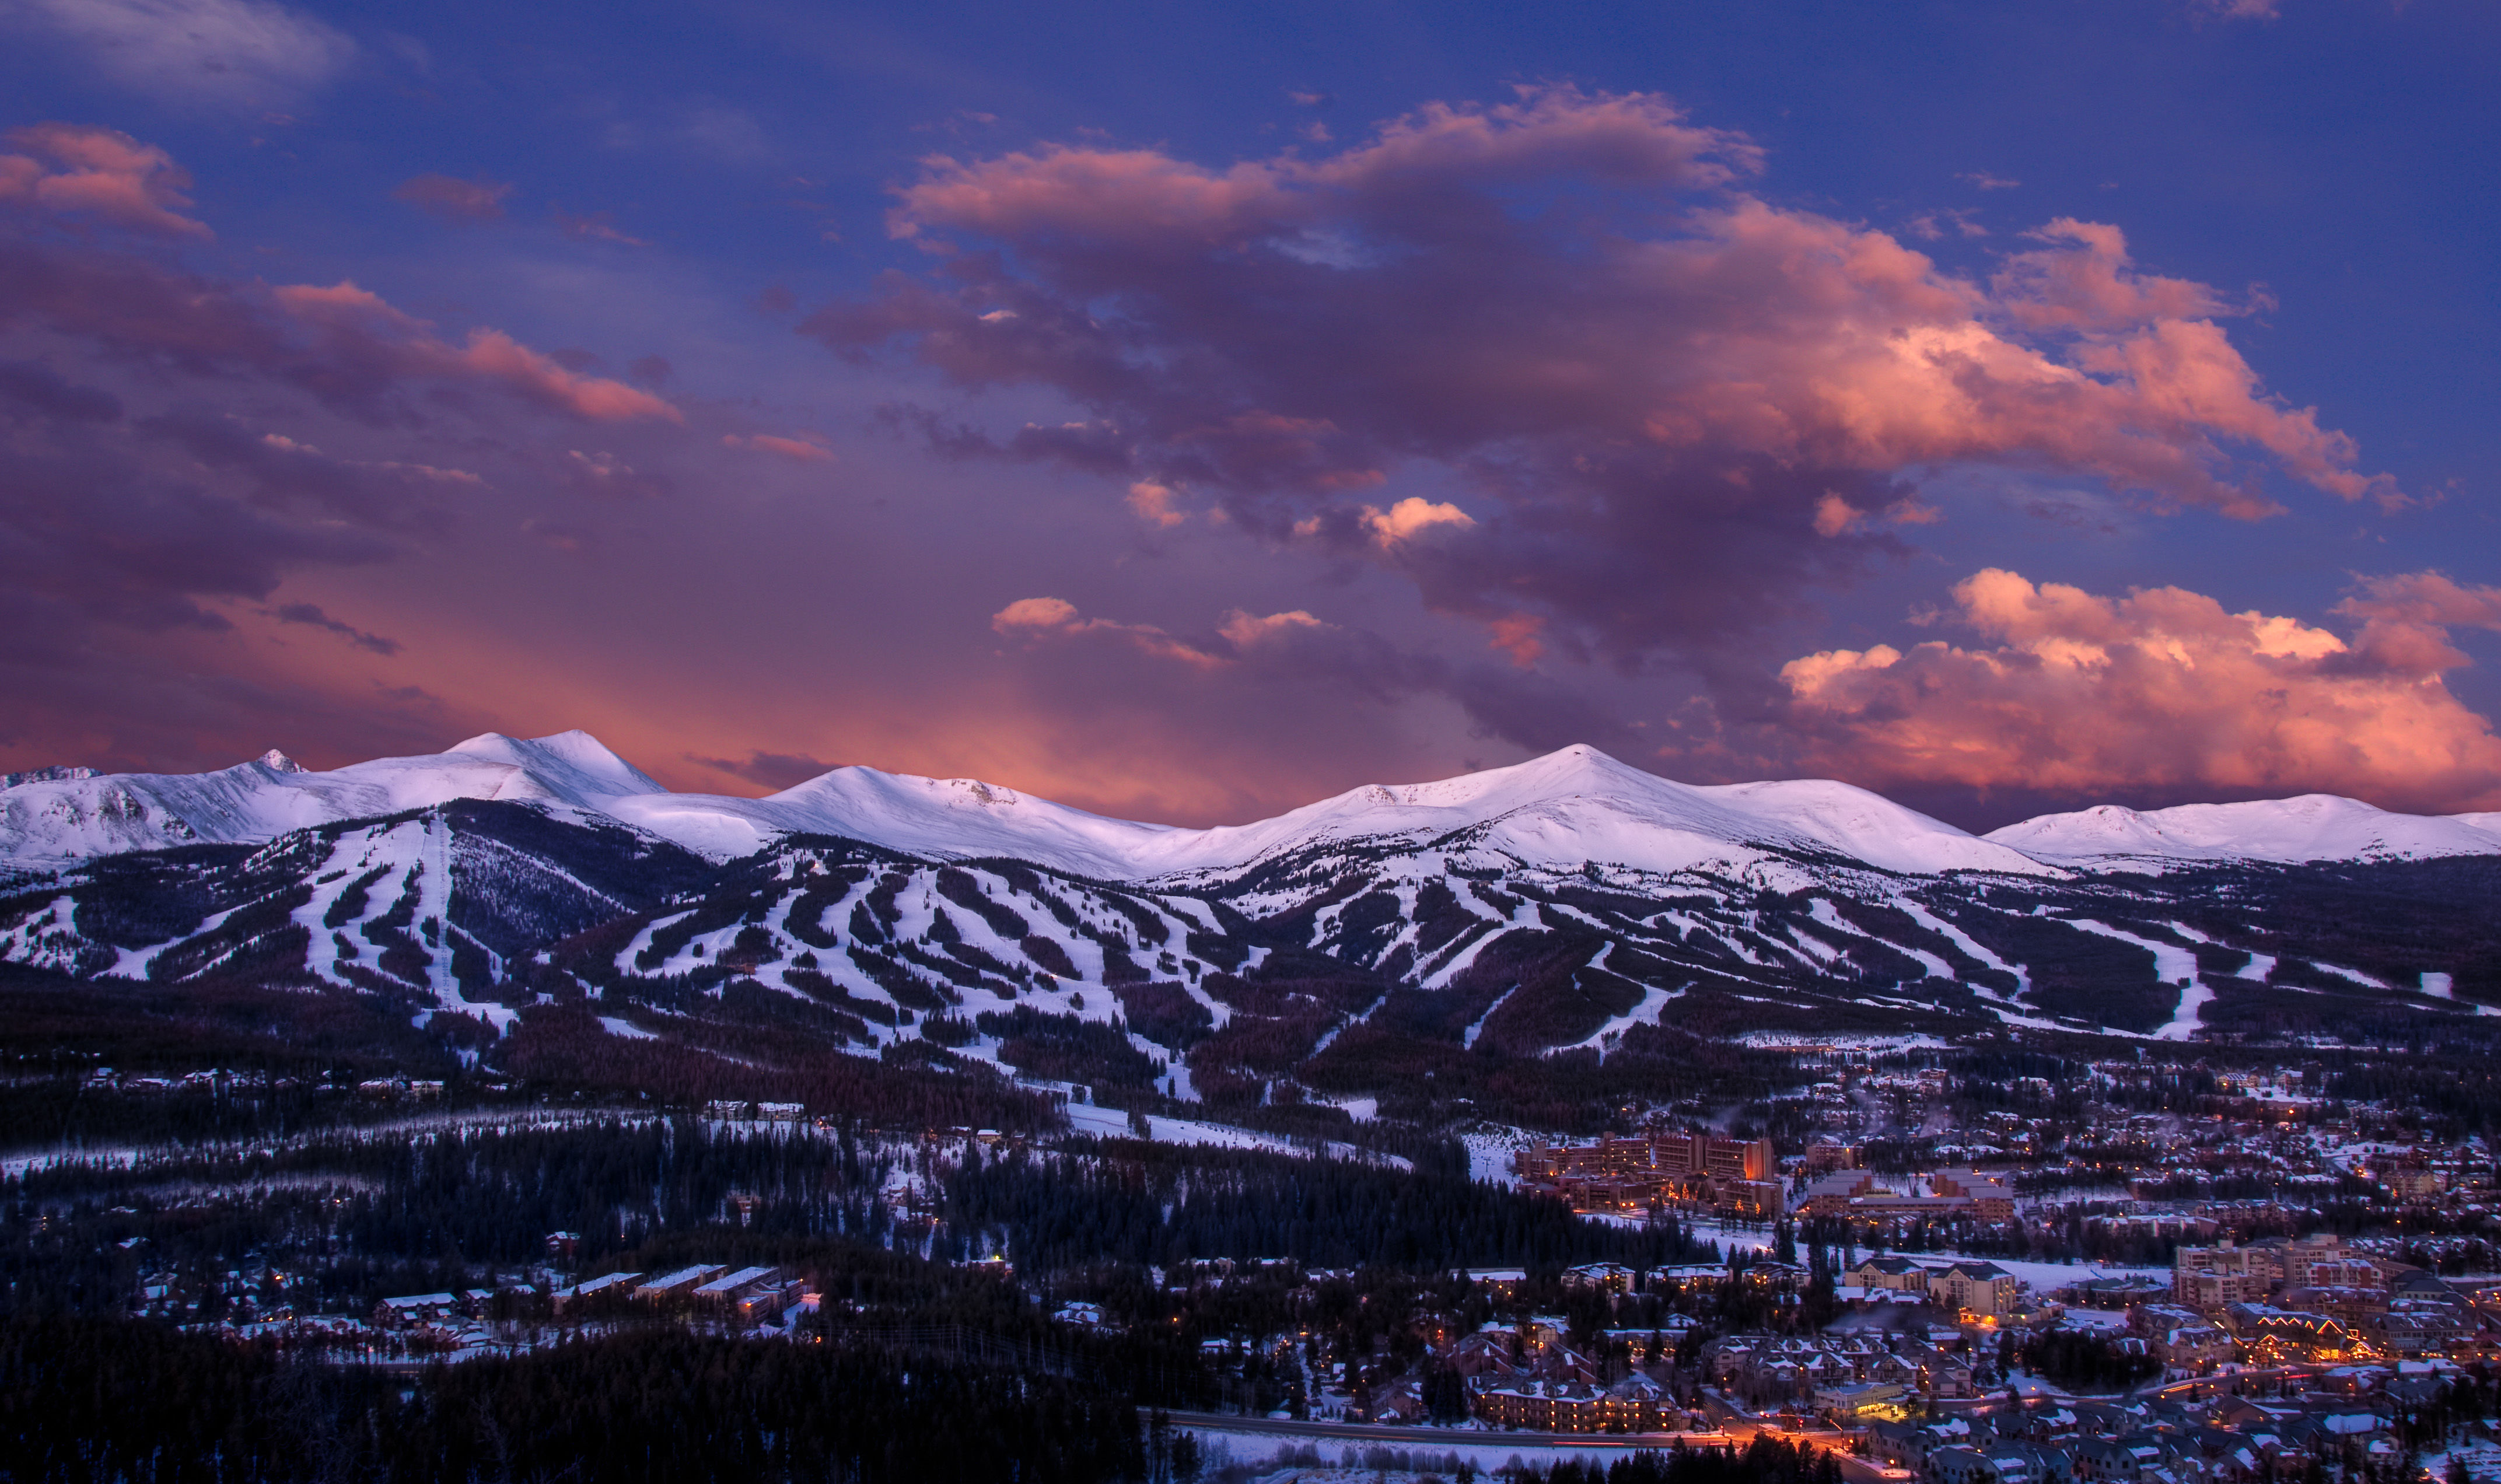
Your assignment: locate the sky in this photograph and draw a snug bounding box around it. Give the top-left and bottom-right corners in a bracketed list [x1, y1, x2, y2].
[2, 0, 2498, 831]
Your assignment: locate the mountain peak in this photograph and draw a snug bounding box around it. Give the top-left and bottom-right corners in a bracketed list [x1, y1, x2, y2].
[445, 730, 664, 799]
[256, 749, 306, 774]
[1986, 792, 2501, 868]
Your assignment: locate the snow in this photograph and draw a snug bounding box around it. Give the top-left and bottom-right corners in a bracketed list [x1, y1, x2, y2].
[2065, 920, 2208, 1041]
[0, 730, 670, 867]
[1062, 1101, 1390, 1163]
[1895, 898, 2030, 996]
[1461, 985, 1519, 1048]
[1, 736, 2064, 881]
[19, 734, 2501, 912]
[1989, 793, 2501, 870]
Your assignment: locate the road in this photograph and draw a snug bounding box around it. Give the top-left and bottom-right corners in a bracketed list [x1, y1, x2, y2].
[1153, 1409, 1871, 1460]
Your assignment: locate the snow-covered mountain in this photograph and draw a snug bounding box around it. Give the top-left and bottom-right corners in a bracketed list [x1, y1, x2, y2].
[22, 730, 2496, 880]
[7, 731, 2499, 1102]
[0, 731, 667, 867]
[1985, 794, 2501, 869]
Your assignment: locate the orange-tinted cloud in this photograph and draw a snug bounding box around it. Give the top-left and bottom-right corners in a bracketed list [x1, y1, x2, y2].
[992, 595, 1232, 668]
[0, 123, 209, 236]
[818, 85, 2387, 672]
[1781, 569, 2501, 812]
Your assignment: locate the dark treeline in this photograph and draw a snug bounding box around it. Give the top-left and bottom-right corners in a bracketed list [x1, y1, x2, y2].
[2019, 1329, 2161, 1392]
[942, 1139, 1711, 1270]
[0, 1316, 1142, 1483]
[501, 1002, 1061, 1130]
[5, 1118, 898, 1314]
[1517, 1438, 1844, 1484]
[5, 1120, 1708, 1323]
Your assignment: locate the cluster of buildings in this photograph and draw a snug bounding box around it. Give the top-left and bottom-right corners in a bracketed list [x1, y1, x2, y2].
[1513, 1132, 1781, 1216]
[1795, 1168, 2018, 1226]
[1426, 1315, 1698, 1433]
[543, 1262, 811, 1325]
[2156, 1232, 2496, 1366]
[1702, 1329, 1981, 1415]
[1868, 1372, 2465, 1484]
[1839, 1255, 2026, 1321]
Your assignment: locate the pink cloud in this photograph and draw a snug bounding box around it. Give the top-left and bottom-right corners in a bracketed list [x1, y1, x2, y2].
[817, 86, 2388, 671]
[271, 281, 681, 422]
[0, 123, 210, 236]
[441, 328, 680, 422]
[721, 432, 835, 463]
[1780, 569, 2501, 812]
[391, 173, 513, 223]
[1992, 219, 2231, 332]
[1125, 481, 1186, 526]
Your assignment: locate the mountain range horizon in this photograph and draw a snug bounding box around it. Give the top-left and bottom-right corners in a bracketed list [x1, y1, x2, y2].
[9, 727, 2501, 880]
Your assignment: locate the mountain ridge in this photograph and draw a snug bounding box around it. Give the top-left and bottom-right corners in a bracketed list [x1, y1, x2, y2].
[8, 734, 2500, 1122]
[9, 732, 2500, 878]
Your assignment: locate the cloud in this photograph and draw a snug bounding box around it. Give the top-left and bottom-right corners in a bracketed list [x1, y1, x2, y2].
[0, 356, 121, 420]
[689, 750, 840, 791]
[1359, 495, 1474, 546]
[1957, 171, 2021, 191]
[811, 85, 2386, 680]
[0, 157, 681, 426]
[393, 173, 513, 223]
[720, 431, 834, 462]
[991, 595, 1230, 668]
[2192, 0, 2282, 19]
[991, 594, 1647, 765]
[680, 106, 769, 163]
[268, 600, 399, 654]
[8, 0, 355, 108]
[271, 281, 683, 422]
[1126, 480, 1185, 526]
[1779, 569, 2501, 813]
[1991, 219, 2234, 332]
[0, 123, 211, 236]
[1904, 208, 1988, 242]
[551, 207, 648, 246]
[0, 125, 730, 786]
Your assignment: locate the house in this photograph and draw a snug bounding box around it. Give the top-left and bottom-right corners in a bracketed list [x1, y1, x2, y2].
[1848, 1255, 1934, 1292]
[1930, 1261, 2019, 1319]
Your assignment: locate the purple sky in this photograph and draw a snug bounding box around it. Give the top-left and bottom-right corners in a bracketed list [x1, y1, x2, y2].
[2, 0, 2497, 830]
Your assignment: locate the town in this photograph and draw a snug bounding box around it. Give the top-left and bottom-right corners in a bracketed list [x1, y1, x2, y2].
[68, 1041, 2497, 1483]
